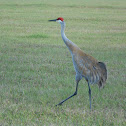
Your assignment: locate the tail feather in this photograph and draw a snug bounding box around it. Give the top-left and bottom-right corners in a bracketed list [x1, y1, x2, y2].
[98, 62, 107, 88]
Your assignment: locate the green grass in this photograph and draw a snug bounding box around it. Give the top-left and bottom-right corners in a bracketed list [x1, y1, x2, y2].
[0, 0, 126, 125]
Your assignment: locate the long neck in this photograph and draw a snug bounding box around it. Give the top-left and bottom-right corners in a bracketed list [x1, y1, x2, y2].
[61, 21, 79, 54]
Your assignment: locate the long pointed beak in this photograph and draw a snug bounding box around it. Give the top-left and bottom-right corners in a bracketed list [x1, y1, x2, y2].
[48, 19, 57, 22]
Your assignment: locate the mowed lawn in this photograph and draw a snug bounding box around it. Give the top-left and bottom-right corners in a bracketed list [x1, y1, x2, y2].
[0, 0, 126, 125]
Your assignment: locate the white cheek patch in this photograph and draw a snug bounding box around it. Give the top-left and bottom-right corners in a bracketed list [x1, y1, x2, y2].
[56, 20, 62, 23]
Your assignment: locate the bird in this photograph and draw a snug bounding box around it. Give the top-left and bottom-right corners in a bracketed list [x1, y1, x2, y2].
[49, 17, 107, 109]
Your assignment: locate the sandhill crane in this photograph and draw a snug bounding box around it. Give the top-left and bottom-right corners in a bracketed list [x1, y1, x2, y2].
[49, 17, 107, 109]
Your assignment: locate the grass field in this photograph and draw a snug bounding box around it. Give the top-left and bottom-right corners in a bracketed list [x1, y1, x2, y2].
[0, 0, 126, 125]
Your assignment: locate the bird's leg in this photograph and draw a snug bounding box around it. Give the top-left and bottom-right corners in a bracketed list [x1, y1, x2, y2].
[88, 82, 91, 109]
[56, 82, 79, 106]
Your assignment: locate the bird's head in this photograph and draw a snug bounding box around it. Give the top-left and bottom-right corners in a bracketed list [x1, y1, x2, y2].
[49, 17, 64, 24]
